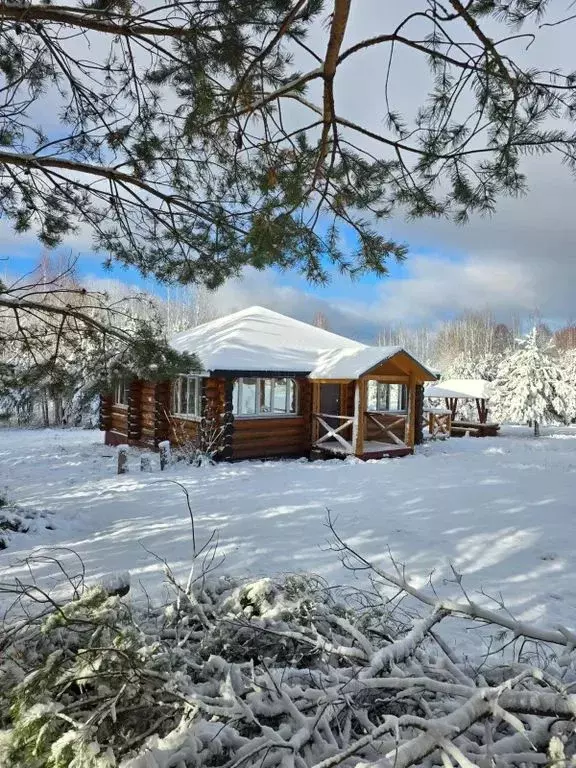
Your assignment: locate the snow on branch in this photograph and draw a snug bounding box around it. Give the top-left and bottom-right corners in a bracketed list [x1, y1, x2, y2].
[1, 531, 576, 767]
[327, 513, 576, 649]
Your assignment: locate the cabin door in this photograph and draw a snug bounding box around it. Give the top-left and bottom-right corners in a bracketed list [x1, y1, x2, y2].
[320, 383, 340, 415]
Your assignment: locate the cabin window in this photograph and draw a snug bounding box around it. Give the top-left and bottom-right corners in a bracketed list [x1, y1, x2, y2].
[114, 380, 130, 407]
[172, 375, 202, 418]
[367, 382, 407, 412]
[233, 377, 298, 417]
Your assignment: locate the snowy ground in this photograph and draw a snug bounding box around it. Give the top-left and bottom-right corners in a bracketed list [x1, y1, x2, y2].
[1, 426, 576, 649]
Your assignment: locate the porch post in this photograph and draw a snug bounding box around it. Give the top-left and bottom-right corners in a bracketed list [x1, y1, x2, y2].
[352, 378, 366, 457]
[311, 382, 320, 444]
[405, 374, 416, 448]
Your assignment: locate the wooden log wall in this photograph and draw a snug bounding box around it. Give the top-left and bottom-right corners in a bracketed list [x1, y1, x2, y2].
[414, 384, 424, 445]
[230, 378, 310, 460]
[127, 380, 142, 443]
[140, 381, 159, 447]
[167, 377, 231, 458]
[99, 393, 113, 432]
[108, 401, 129, 445]
[169, 413, 199, 447]
[221, 378, 234, 460]
[153, 381, 171, 448]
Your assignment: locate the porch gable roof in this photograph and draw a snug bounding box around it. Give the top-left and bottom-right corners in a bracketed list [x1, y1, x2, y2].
[309, 346, 438, 381]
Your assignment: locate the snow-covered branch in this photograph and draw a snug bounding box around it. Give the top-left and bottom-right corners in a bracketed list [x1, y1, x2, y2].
[2, 546, 575, 768]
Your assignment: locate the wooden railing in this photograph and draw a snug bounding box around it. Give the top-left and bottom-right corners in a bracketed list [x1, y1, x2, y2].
[312, 413, 355, 453]
[365, 411, 408, 447]
[313, 411, 410, 455]
[423, 408, 451, 439]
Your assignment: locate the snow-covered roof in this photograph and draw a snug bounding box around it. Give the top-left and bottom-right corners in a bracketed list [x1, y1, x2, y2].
[309, 345, 402, 380]
[170, 305, 436, 379]
[425, 378, 492, 400]
[170, 306, 364, 373]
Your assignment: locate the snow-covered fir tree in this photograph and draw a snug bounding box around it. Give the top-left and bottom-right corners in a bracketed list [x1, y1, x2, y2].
[441, 350, 502, 382]
[492, 328, 571, 436]
[559, 348, 576, 423]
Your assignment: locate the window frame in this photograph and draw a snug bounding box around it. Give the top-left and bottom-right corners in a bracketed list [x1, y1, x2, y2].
[171, 374, 203, 421]
[113, 379, 130, 408]
[233, 377, 299, 419]
[368, 382, 408, 414]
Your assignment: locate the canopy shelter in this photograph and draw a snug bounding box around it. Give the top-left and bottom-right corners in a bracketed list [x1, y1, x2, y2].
[424, 378, 499, 437]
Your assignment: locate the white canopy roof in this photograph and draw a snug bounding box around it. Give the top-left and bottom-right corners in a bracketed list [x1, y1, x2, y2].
[170, 306, 436, 379]
[425, 378, 492, 400]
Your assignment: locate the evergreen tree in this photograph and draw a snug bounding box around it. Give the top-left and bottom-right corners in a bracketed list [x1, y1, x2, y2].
[559, 348, 576, 424]
[492, 328, 571, 436]
[3, 1, 576, 389]
[1, 1, 576, 291]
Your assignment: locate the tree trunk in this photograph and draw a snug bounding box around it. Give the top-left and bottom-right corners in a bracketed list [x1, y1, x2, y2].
[41, 391, 50, 427]
[534, 420, 540, 437]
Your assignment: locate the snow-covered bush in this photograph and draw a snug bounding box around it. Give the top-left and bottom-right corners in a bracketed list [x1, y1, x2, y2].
[492, 328, 571, 435]
[0, 493, 54, 550]
[168, 399, 231, 467]
[2, 534, 576, 768]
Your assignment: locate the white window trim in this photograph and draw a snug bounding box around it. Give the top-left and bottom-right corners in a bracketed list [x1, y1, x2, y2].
[171, 374, 203, 421]
[233, 377, 300, 419]
[114, 380, 129, 409]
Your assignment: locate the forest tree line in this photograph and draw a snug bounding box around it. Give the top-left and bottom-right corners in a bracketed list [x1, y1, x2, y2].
[2, 253, 576, 430]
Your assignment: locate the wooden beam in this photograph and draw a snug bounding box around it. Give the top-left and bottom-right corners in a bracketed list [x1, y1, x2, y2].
[309, 378, 352, 384]
[339, 382, 348, 416]
[360, 374, 409, 383]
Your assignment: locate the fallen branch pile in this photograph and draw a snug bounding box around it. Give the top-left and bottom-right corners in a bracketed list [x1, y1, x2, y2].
[1, 535, 575, 767]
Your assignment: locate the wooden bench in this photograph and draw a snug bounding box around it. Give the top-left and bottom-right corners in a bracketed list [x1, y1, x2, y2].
[451, 421, 500, 438]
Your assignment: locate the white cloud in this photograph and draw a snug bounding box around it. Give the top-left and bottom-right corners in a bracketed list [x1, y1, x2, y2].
[373, 253, 538, 325]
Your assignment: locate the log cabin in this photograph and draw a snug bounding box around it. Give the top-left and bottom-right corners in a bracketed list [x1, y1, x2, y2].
[100, 306, 438, 461]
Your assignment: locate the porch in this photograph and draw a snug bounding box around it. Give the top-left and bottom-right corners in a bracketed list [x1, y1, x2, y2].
[310, 375, 416, 460]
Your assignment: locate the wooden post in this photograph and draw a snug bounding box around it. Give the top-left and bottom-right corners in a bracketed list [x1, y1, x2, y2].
[140, 455, 152, 472]
[311, 382, 320, 444]
[117, 445, 128, 474]
[405, 375, 416, 448]
[159, 440, 171, 470]
[352, 378, 366, 457]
